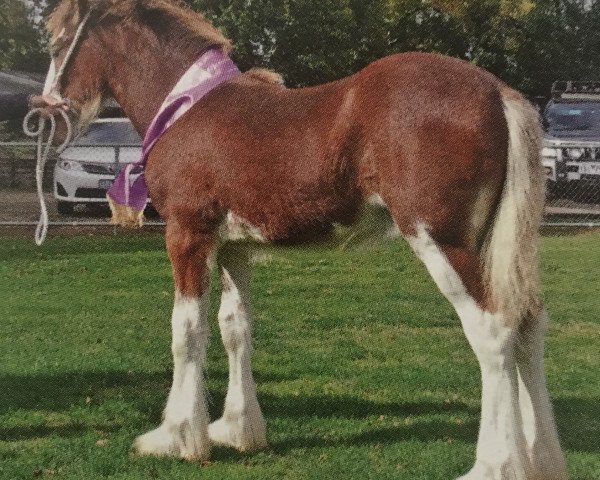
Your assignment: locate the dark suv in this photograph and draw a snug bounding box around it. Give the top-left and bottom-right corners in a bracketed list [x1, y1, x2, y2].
[542, 81, 600, 199]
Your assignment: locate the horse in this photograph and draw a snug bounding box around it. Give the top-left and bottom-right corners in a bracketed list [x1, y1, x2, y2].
[36, 1, 568, 478]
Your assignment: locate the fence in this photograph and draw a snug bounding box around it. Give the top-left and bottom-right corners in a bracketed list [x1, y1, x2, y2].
[1, 141, 600, 232]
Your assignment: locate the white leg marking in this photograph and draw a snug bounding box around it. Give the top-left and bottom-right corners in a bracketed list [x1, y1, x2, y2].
[134, 292, 211, 460]
[219, 211, 267, 243]
[516, 310, 568, 479]
[208, 251, 267, 451]
[407, 224, 533, 480]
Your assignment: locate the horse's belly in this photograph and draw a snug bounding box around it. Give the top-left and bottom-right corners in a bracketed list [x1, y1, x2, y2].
[218, 196, 399, 248]
[332, 195, 400, 249]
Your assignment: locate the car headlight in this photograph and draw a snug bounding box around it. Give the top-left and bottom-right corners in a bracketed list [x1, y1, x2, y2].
[567, 148, 584, 160]
[58, 160, 84, 171]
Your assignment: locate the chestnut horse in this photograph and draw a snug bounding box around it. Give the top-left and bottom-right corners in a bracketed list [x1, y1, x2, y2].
[38, 0, 568, 478]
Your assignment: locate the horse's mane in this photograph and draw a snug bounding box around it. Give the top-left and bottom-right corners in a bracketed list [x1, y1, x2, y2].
[246, 68, 285, 86]
[48, 0, 232, 54]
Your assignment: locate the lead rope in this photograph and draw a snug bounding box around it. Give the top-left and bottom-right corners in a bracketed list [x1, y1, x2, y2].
[23, 110, 72, 245]
[21, 12, 90, 245]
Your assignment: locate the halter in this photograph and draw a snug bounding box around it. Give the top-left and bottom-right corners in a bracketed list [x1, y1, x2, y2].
[23, 12, 91, 245]
[47, 12, 92, 100]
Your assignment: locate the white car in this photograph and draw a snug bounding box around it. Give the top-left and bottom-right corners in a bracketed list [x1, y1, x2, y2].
[54, 118, 142, 214]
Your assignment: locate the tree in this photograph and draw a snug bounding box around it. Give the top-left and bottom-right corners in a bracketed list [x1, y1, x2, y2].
[512, 0, 594, 96]
[579, 0, 600, 77]
[5, 0, 600, 97]
[271, 0, 356, 85]
[0, 0, 48, 73]
[191, 0, 287, 73]
[193, 0, 357, 86]
[390, 0, 469, 57]
[349, 0, 391, 70]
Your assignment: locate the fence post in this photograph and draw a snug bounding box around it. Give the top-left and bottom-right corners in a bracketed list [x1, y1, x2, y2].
[113, 145, 120, 236]
[114, 145, 121, 177]
[10, 157, 16, 188]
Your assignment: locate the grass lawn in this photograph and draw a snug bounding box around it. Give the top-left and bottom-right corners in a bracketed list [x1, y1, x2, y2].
[0, 231, 598, 479]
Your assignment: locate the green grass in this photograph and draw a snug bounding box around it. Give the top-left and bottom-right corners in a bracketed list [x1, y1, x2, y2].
[0, 231, 598, 479]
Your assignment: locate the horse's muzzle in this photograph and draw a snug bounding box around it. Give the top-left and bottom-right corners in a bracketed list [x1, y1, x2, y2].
[28, 94, 71, 118]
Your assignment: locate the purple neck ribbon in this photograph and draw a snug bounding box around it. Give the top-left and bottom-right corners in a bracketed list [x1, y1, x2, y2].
[107, 48, 241, 226]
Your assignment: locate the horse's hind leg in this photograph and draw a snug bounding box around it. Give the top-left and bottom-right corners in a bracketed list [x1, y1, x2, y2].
[407, 224, 533, 480]
[208, 244, 267, 451]
[134, 224, 213, 460]
[516, 310, 568, 479]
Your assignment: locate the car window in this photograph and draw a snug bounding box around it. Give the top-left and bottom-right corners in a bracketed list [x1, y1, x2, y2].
[75, 121, 142, 145]
[544, 102, 600, 134]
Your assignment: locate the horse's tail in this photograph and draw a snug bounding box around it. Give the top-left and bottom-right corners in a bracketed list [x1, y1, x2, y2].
[481, 90, 545, 324]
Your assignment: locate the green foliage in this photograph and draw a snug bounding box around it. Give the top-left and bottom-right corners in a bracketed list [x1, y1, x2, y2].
[513, 0, 600, 95]
[192, 0, 357, 85]
[189, 0, 600, 96]
[349, 0, 390, 69]
[0, 0, 48, 73]
[390, 0, 469, 57]
[3, 0, 600, 96]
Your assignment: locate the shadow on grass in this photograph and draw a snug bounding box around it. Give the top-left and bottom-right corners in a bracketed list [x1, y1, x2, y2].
[0, 368, 282, 414]
[0, 235, 165, 263]
[268, 421, 480, 455]
[206, 418, 481, 464]
[0, 423, 123, 441]
[554, 398, 600, 454]
[0, 370, 597, 454]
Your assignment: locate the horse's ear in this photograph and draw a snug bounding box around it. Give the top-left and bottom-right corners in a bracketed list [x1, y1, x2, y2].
[77, 0, 89, 14]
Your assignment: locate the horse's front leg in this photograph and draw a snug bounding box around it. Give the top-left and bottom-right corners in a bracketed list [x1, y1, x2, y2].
[208, 245, 267, 451]
[134, 225, 214, 460]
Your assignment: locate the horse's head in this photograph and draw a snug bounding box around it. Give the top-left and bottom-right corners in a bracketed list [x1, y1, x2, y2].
[39, 0, 233, 137]
[41, 0, 126, 135]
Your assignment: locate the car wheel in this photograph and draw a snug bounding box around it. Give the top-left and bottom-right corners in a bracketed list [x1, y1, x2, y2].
[57, 201, 74, 215]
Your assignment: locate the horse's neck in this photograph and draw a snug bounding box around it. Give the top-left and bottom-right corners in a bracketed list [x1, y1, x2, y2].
[103, 29, 200, 137]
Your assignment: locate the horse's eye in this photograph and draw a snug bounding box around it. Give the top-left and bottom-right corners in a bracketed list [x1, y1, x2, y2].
[50, 36, 67, 58]
[49, 43, 60, 58]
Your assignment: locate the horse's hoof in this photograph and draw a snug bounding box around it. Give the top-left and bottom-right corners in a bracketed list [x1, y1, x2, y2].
[134, 426, 180, 457]
[208, 417, 267, 452]
[456, 462, 533, 480]
[456, 463, 505, 480]
[133, 425, 210, 461]
[456, 467, 493, 480]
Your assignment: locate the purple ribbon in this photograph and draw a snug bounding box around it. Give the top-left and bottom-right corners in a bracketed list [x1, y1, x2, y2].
[107, 48, 241, 212]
